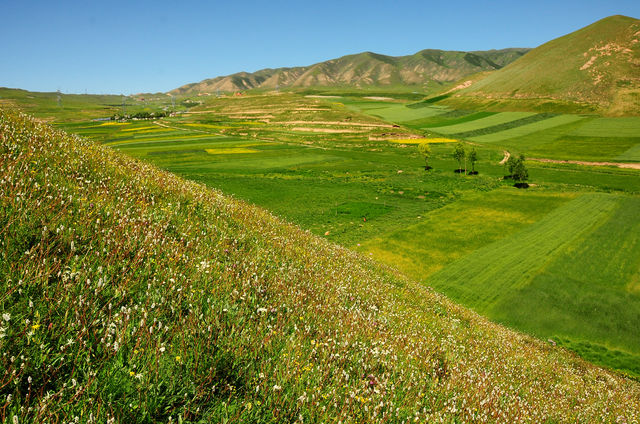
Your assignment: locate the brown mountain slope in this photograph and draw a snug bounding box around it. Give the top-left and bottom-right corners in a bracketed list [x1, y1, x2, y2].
[170, 48, 530, 94]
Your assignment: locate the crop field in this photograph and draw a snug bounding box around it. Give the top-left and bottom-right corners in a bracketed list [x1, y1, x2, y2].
[5, 88, 640, 379]
[427, 193, 640, 376]
[469, 114, 585, 143]
[4, 108, 640, 422]
[356, 189, 575, 280]
[402, 111, 497, 130]
[410, 107, 640, 163]
[343, 99, 450, 123]
[427, 112, 536, 134]
[62, 110, 504, 246]
[571, 117, 640, 137]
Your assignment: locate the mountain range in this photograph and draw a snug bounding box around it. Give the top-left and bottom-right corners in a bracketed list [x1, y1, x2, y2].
[170, 48, 530, 94]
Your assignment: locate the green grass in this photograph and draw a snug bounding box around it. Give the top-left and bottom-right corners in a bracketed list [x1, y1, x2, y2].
[428, 193, 618, 306]
[427, 193, 640, 376]
[469, 114, 585, 143]
[617, 143, 640, 161]
[6, 108, 640, 423]
[570, 117, 640, 137]
[447, 113, 557, 139]
[412, 111, 496, 129]
[429, 112, 536, 135]
[530, 136, 640, 161]
[6, 89, 640, 383]
[343, 100, 449, 123]
[356, 189, 574, 279]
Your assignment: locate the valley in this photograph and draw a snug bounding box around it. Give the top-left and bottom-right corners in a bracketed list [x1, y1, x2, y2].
[35, 89, 638, 378]
[2, 11, 640, 423]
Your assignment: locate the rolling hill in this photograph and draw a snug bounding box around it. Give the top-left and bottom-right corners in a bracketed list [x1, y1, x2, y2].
[2, 105, 640, 422]
[441, 15, 640, 115]
[170, 48, 530, 94]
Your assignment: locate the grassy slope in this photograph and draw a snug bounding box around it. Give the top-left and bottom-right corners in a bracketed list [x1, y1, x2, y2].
[2, 108, 640, 422]
[441, 15, 640, 116]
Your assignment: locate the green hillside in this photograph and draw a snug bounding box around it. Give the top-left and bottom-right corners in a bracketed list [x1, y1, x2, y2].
[2, 107, 640, 422]
[170, 48, 530, 94]
[441, 15, 640, 115]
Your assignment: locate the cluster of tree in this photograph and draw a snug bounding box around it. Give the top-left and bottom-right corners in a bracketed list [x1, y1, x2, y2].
[453, 142, 478, 175]
[505, 152, 529, 188]
[417, 142, 530, 188]
[418, 141, 479, 174]
[110, 111, 169, 121]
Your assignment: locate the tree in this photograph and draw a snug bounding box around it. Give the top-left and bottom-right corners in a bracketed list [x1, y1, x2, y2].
[505, 153, 517, 177]
[469, 147, 478, 174]
[418, 142, 432, 170]
[512, 154, 529, 187]
[453, 142, 466, 174]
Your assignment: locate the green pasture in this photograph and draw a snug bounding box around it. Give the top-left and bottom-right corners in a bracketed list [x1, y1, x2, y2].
[343, 100, 449, 123]
[428, 112, 536, 134]
[571, 117, 640, 137]
[469, 114, 585, 143]
[427, 193, 640, 376]
[356, 188, 575, 279]
[8, 89, 640, 378]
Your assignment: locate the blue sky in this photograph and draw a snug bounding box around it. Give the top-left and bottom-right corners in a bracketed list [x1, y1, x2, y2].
[1, 0, 638, 94]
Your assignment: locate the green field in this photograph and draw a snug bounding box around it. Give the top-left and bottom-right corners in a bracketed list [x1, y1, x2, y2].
[5, 107, 640, 423]
[356, 189, 575, 280]
[5, 88, 640, 379]
[428, 112, 536, 134]
[469, 114, 585, 143]
[427, 193, 640, 376]
[343, 99, 450, 122]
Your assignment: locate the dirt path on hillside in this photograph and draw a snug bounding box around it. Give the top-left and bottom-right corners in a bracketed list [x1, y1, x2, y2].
[528, 157, 640, 170]
[499, 150, 511, 165]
